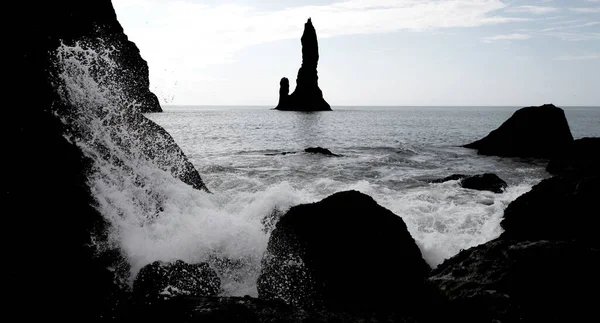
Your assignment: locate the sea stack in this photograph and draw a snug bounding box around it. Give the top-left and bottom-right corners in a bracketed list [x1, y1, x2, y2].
[275, 18, 331, 111]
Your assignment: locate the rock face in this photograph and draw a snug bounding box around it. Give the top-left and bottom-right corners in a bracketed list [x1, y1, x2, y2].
[464, 104, 573, 158]
[500, 174, 599, 245]
[275, 18, 331, 111]
[133, 295, 443, 323]
[547, 137, 600, 176]
[133, 260, 220, 303]
[9, 1, 206, 320]
[429, 239, 600, 323]
[432, 173, 507, 193]
[257, 190, 430, 312]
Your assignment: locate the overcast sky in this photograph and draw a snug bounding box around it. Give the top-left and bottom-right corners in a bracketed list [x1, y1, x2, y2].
[114, 0, 600, 106]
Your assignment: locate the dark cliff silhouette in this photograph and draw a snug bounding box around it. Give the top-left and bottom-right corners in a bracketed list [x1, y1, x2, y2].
[9, 0, 205, 320]
[275, 18, 331, 111]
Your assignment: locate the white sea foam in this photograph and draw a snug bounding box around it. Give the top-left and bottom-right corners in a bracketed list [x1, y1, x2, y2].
[53, 40, 541, 298]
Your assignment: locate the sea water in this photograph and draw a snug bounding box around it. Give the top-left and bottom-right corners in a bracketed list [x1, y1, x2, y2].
[53, 41, 600, 297]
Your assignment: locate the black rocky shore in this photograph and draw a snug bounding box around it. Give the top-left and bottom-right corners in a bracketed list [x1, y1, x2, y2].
[10, 1, 599, 321]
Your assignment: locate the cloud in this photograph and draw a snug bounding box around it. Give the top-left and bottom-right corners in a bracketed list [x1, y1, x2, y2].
[545, 32, 600, 41]
[483, 33, 532, 43]
[113, 0, 529, 102]
[506, 5, 559, 15]
[555, 54, 600, 60]
[569, 7, 600, 13]
[114, 0, 526, 69]
[541, 21, 600, 32]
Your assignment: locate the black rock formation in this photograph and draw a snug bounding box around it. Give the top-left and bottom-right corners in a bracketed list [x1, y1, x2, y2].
[275, 18, 331, 111]
[304, 147, 341, 157]
[9, 1, 206, 320]
[133, 260, 220, 303]
[257, 190, 430, 312]
[547, 137, 600, 176]
[431, 173, 507, 193]
[133, 295, 432, 323]
[463, 104, 573, 158]
[500, 174, 599, 245]
[429, 239, 599, 323]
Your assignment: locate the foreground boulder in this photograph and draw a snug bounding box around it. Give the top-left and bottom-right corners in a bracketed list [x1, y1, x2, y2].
[257, 190, 430, 312]
[464, 104, 573, 159]
[432, 173, 507, 193]
[429, 239, 599, 323]
[500, 174, 599, 245]
[275, 18, 331, 111]
[546, 137, 600, 176]
[133, 260, 220, 303]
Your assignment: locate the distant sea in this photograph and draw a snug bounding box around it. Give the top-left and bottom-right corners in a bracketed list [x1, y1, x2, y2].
[140, 105, 598, 295]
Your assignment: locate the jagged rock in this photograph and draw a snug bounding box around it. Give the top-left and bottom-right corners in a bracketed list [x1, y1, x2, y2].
[547, 137, 600, 176]
[463, 104, 573, 159]
[133, 260, 220, 303]
[431, 173, 507, 193]
[275, 18, 331, 111]
[257, 190, 430, 312]
[8, 1, 206, 320]
[429, 239, 600, 323]
[500, 174, 599, 245]
[132, 295, 429, 323]
[304, 147, 341, 157]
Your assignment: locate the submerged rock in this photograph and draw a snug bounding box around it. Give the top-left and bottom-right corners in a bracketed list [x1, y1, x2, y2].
[463, 104, 573, 159]
[500, 174, 599, 245]
[432, 173, 507, 193]
[257, 190, 430, 312]
[546, 137, 600, 176]
[275, 18, 331, 111]
[429, 239, 599, 323]
[304, 147, 341, 157]
[133, 260, 220, 303]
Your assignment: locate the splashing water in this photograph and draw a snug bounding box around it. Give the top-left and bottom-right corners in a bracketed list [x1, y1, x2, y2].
[52, 40, 544, 297]
[53, 40, 280, 296]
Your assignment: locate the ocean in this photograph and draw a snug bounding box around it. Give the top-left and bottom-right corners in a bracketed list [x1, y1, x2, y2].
[142, 105, 599, 296]
[54, 42, 600, 299]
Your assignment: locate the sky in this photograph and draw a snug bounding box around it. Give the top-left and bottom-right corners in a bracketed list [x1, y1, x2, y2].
[113, 0, 600, 106]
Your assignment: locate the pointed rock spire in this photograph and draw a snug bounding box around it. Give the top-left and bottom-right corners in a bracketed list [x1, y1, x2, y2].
[275, 18, 331, 111]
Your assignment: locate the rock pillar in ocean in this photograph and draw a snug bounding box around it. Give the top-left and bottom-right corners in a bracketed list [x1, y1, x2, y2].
[275, 18, 331, 111]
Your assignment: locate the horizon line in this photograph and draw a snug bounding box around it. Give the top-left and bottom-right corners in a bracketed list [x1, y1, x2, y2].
[161, 104, 600, 108]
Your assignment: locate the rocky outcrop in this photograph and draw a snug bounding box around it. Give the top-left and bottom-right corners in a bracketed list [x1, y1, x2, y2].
[464, 104, 573, 159]
[133, 260, 220, 303]
[9, 1, 205, 320]
[304, 147, 341, 157]
[547, 137, 600, 176]
[275, 18, 331, 111]
[132, 295, 432, 323]
[428, 147, 600, 322]
[431, 173, 507, 193]
[257, 190, 430, 312]
[429, 239, 599, 323]
[500, 174, 599, 245]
